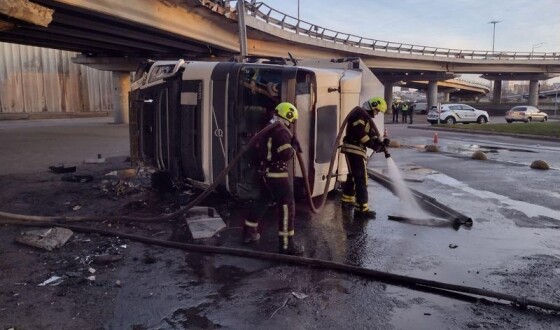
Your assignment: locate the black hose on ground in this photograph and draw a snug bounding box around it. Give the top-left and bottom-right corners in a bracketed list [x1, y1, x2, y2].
[0, 121, 284, 224]
[2, 218, 559, 313]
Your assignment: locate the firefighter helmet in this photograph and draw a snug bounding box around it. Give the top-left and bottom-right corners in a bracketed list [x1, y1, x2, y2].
[275, 102, 299, 123]
[366, 97, 387, 113]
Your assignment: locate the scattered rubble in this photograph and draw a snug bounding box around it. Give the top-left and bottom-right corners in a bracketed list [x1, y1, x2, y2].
[15, 227, 74, 251]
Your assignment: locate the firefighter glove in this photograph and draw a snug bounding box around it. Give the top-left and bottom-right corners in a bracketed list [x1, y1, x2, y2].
[372, 139, 385, 153]
[383, 138, 391, 147]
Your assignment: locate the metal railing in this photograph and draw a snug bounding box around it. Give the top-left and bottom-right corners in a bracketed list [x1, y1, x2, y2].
[203, 0, 560, 61]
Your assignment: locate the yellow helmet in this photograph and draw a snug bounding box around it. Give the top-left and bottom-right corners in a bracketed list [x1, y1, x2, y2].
[367, 97, 387, 113]
[275, 102, 299, 123]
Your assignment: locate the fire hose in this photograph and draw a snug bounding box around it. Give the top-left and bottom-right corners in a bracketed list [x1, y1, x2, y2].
[2, 109, 558, 313]
[1, 218, 559, 313]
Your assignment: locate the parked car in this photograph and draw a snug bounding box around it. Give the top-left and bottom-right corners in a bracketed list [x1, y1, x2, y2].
[505, 106, 548, 123]
[427, 104, 490, 124]
[413, 102, 428, 114]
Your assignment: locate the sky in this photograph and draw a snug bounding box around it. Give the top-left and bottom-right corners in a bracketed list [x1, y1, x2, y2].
[258, 0, 560, 53]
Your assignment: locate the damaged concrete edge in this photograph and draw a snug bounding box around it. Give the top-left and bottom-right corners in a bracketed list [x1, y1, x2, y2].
[0, 0, 54, 28]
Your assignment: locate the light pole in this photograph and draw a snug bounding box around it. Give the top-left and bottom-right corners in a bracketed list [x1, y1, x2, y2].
[531, 42, 545, 54]
[488, 20, 501, 53]
[297, 0, 300, 21]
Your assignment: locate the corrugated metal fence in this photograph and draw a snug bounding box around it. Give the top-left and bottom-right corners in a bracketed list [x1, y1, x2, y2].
[0, 42, 113, 115]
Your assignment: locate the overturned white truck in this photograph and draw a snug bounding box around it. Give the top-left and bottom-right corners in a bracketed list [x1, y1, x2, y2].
[129, 57, 385, 200]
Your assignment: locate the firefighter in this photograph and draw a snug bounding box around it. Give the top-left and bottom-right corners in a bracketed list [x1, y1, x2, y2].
[340, 97, 390, 219]
[242, 102, 304, 255]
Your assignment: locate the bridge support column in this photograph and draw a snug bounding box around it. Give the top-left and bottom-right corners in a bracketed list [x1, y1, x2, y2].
[492, 80, 502, 104]
[427, 80, 438, 110]
[443, 92, 450, 102]
[383, 82, 394, 113]
[112, 71, 131, 124]
[529, 80, 539, 106]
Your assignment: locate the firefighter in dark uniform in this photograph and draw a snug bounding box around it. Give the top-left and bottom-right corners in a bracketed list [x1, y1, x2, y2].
[242, 102, 304, 255]
[340, 97, 389, 219]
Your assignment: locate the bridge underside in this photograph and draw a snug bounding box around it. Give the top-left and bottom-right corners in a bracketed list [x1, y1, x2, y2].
[0, 0, 239, 70]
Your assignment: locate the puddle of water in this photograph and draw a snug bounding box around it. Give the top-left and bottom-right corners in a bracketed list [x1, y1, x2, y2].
[428, 173, 560, 220]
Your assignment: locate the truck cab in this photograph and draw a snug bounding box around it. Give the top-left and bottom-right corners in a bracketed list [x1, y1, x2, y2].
[130, 57, 384, 199]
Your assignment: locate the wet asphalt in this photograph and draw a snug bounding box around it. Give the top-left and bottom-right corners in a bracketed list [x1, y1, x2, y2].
[1, 117, 559, 328]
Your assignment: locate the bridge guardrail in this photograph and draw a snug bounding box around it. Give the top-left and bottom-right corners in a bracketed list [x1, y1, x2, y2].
[206, 1, 560, 61]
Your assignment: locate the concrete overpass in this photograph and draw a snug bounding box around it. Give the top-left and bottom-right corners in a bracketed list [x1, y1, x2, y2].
[1, 0, 558, 121]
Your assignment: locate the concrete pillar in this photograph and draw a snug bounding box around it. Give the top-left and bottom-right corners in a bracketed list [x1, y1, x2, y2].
[443, 92, 450, 102]
[529, 80, 539, 106]
[383, 82, 394, 113]
[427, 80, 438, 110]
[112, 71, 131, 124]
[493, 80, 502, 104]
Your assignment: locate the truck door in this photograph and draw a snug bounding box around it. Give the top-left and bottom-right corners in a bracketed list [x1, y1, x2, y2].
[232, 65, 284, 199]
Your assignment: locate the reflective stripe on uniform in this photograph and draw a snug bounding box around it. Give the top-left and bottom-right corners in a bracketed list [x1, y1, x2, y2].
[266, 172, 289, 178]
[359, 135, 370, 144]
[365, 122, 370, 133]
[244, 220, 258, 228]
[354, 203, 369, 212]
[341, 194, 355, 203]
[278, 230, 295, 237]
[266, 137, 272, 161]
[352, 119, 365, 127]
[341, 143, 367, 158]
[277, 143, 292, 153]
[282, 204, 289, 249]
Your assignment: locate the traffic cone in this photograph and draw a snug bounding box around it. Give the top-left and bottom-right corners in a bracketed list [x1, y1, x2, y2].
[383, 128, 388, 138]
[433, 132, 439, 144]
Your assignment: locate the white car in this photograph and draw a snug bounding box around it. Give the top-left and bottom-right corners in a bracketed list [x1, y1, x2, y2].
[427, 104, 490, 124]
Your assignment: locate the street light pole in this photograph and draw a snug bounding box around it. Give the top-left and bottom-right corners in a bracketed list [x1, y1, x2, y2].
[488, 20, 500, 53]
[531, 42, 545, 55]
[297, 0, 300, 21]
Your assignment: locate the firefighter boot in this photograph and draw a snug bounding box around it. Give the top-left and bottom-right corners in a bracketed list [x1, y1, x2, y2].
[278, 237, 304, 255]
[341, 194, 356, 209]
[242, 226, 260, 244]
[354, 208, 376, 219]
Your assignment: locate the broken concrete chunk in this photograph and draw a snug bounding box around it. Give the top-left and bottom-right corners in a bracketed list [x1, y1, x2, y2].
[15, 227, 74, 251]
[93, 254, 124, 265]
[185, 207, 225, 239]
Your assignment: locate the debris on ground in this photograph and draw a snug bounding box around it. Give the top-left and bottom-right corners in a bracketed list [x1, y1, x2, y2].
[49, 165, 77, 173]
[185, 207, 225, 239]
[38, 275, 64, 287]
[61, 174, 94, 183]
[93, 254, 124, 265]
[291, 292, 308, 300]
[449, 244, 459, 249]
[15, 227, 74, 251]
[84, 154, 106, 164]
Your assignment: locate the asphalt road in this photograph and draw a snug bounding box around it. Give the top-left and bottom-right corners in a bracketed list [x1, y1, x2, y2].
[1, 117, 559, 329]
